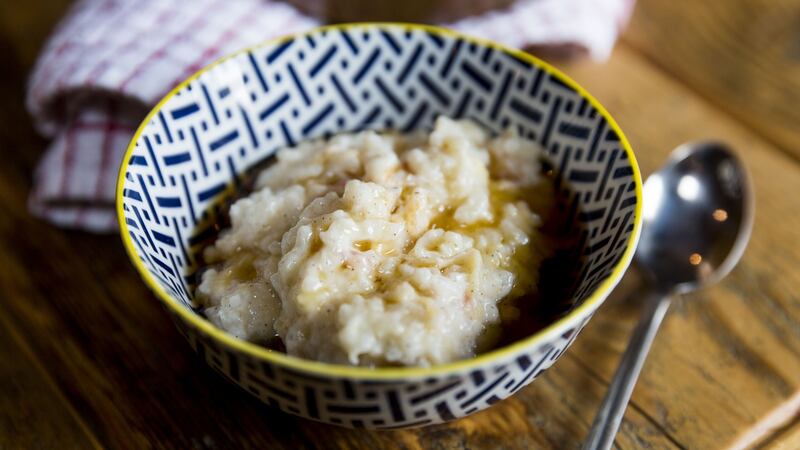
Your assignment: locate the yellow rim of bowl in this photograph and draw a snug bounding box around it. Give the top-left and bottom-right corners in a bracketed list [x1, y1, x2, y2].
[117, 23, 643, 379]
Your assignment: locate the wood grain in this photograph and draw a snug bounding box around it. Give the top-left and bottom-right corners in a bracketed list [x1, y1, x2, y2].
[0, 315, 100, 449]
[557, 44, 800, 450]
[623, 0, 800, 159]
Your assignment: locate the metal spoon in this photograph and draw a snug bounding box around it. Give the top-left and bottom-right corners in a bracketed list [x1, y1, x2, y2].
[583, 142, 754, 450]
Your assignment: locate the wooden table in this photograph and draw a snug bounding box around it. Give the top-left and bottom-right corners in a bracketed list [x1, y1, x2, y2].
[2, 1, 799, 448]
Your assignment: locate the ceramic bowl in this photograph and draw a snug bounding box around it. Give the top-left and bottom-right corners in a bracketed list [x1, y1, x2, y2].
[117, 23, 642, 429]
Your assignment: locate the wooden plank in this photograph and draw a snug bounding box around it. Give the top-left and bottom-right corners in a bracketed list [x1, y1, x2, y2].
[0, 5, 101, 448]
[0, 315, 101, 450]
[623, 0, 800, 158]
[554, 44, 800, 449]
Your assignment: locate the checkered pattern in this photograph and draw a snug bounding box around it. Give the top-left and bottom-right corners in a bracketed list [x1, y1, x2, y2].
[27, 0, 635, 232]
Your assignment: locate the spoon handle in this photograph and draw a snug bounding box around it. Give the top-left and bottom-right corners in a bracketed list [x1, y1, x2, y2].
[582, 292, 672, 450]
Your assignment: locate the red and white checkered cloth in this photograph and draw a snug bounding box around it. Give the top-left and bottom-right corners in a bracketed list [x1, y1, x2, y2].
[27, 0, 635, 232]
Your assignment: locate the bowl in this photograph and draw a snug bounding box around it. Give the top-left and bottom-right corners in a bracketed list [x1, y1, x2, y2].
[117, 23, 642, 429]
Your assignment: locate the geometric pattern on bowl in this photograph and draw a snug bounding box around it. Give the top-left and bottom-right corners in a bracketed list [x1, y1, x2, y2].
[118, 23, 641, 428]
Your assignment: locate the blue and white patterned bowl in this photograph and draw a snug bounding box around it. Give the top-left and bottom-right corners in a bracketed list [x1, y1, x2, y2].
[117, 23, 642, 429]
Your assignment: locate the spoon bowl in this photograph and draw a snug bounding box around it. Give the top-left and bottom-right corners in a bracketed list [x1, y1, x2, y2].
[638, 142, 754, 293]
